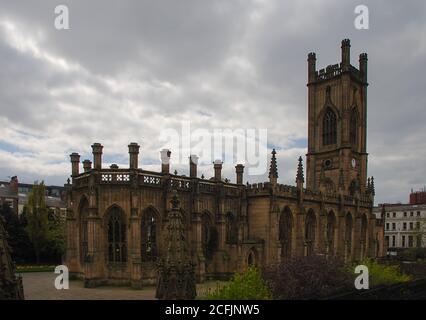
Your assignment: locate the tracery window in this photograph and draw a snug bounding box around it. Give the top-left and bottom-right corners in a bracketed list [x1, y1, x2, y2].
[141, 208, 157, 262]
[323, 107, 337, 145]
[107, 207, 127, 263]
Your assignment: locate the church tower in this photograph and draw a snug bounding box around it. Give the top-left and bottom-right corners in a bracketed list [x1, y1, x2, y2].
[306, 39, 368, 196]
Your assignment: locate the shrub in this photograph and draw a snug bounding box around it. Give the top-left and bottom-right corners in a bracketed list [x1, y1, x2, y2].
[264, 255, 352, 299]
[202, 267, 271, 300]
[354, 259, 411, 287]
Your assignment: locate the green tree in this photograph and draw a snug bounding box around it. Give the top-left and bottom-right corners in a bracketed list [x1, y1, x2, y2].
[0, 203, 33, 263]
[45, 209, 66, 262]
[25, 182, 49, 263]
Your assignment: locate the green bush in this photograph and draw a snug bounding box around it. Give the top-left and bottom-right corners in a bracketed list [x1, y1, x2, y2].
[354, 259, 411, 287]
[202, 267, 271, 300]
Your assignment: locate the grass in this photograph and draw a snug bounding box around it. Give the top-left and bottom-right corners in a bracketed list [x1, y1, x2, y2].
[16, 264, 56, 273]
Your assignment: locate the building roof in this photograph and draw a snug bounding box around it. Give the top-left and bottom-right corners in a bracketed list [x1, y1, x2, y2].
[0, 184, 17, 198]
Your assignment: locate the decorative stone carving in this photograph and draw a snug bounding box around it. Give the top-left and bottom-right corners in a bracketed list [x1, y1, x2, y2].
[156, 190, 196, 300]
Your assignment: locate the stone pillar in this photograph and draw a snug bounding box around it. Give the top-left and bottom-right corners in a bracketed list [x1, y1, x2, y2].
[82, 159, 92, 173]
[214, 160, 223, 181]
[91, 143, 103, 170]
[160, 149, 171, 174]
[128, 142, 140, 170]
[70, 153, 80, 177]
[190, 155, 198, 178]
[235, 164, 244, 185]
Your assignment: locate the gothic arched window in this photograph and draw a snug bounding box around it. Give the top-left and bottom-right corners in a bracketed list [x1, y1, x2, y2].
[323, 107, 337, 146]
[202, 212, 217, 260]
[279, 208, 293, 260]
[345, 213, 353, 260]
[360, 214, 368, 260]
[141, 208, 158, 262]
[326, 211, 336, 256]
[79, 198, 89, 264]
[107, 207, 127, 263]
[225, 213, 238, 244]
[350, 108, 358, 145]
[305, 210, 316, 256]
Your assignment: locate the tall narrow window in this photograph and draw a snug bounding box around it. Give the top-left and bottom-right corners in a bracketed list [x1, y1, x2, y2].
[326, 211, 336, 256]
[345, 213, 353, 260]
[225, 213, 238, 244]
[305, 210, 316, 256]
[323, 107, 337, 145]
[360, 214, 368, 260]
[350, 108, 358, 145]
[79, 198, 89, 264]
[141, 208, 157, 262]
[279, 208, 293, 260]
[107, 207, 127, 263]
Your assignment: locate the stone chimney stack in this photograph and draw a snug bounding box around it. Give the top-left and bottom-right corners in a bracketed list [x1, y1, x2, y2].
[189, 155, 198, 178]
[91, 143, 103, 170]
[128, 142, 140, 170]
[160, 149, 171, 174]
[214, 160, 223, 181]
[70, 153, 80, 176]
[235, 164, 244, 185]
[82, 159, 92, 172]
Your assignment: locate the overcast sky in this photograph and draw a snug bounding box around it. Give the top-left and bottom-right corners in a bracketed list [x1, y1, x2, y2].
[0, 0, 425, 204]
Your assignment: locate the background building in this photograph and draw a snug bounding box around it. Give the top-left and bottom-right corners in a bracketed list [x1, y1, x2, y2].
[374, 190, 426, 253]
[0, 176, 66, 216]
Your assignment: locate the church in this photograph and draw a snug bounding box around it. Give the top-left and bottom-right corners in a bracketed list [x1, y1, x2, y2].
[64, 39, 385, 288]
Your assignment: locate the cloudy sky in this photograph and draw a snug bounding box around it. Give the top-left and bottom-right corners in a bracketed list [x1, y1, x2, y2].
[0, 0, 425, 204]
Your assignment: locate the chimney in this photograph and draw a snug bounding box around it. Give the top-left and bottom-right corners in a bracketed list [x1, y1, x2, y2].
[128, 142, 140, 170]
[189, 155, 198, 178]
[341, 39, 351, 69]
[214, 160, 223, 181]
[70, 153, 80, 176]
[91, 143, 103, 170]
[160, 149, 171, 174]
[82, 159, 92, 172]
[235, 164, 244, 185]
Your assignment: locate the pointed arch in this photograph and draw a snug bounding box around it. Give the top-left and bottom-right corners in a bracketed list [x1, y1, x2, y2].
[141, 206, 160, 262]
[350, 107, 359, 146]
[323, 107, 337, 145]
[225, 212, 238, 245]
[201, 211, 216, 260]
[247, 247, 258, 267]
[345, 212, 353, 261]
[326, 210, 337, 256]
[360, 213, 368, 260]
[305, 209, 316, 256]
[105, 205, 127, 263]
[279, 206, 293, 261]
[78, 196, 89, 264]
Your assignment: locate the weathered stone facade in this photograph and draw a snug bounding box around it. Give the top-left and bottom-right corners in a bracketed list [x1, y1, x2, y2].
[64, 40, 385, 288]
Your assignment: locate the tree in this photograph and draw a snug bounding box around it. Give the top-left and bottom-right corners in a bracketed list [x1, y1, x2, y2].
[25, 182, 49, 263]
[45, 209, 66, 263]
[0, 203, 33, 263]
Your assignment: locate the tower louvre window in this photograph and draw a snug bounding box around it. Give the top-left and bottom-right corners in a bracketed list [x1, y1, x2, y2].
[350, 108, 358, 145]
[323, 107, 337, 145]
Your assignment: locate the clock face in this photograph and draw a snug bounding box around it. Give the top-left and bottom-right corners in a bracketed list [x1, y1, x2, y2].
[351, 158, 356, 168]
